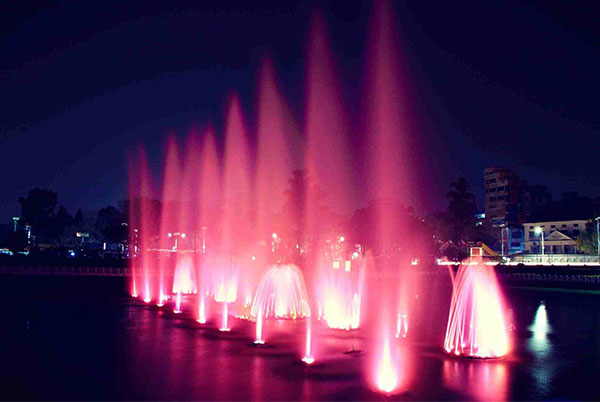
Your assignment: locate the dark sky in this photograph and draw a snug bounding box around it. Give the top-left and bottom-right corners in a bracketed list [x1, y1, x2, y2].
[0, 0, 598, 221]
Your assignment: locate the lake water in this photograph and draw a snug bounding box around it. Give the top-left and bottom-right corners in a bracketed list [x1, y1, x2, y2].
[1, 274, 599, 400]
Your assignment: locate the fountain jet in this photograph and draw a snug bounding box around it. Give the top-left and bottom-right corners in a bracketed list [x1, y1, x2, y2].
[444, 258, 510, 358]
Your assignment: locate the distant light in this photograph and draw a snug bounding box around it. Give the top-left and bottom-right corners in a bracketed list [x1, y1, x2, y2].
[339, 236, 345, 242]
[352, 251, 360, 259]
[168, 233, 173, 237]
[272, 233, 278, 239]
[535, 227, 543, 234]
[181, 233, 186, 238]
[333, 261, 340, 269]
[251, 256, 256, 261]
[345, 260, 351, 272]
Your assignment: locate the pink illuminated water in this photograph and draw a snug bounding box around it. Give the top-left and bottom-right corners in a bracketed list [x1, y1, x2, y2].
[251, 265, 310, 320]
[376, 336, 398, 393]
[444, 259, 510, 358]
[124, 1, 508, 395]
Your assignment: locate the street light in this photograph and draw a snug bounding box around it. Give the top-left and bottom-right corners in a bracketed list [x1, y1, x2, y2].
[500, 224, 508, 257]
[168, 232, 185, 250]
[535, 227, 544, 258]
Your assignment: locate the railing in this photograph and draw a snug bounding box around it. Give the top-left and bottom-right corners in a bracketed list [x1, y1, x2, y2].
[498, 271, 600, 284]
[509, 254, 600, 265]
[0, 265, 129, 277]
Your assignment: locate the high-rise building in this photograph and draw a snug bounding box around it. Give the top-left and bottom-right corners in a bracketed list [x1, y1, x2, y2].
[483, 167, 521, 225]
[484, 167, 553, 255]
[483, 167, 551, 226]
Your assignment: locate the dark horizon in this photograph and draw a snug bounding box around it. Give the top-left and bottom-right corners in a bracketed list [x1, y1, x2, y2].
[1, 0, 598, 221]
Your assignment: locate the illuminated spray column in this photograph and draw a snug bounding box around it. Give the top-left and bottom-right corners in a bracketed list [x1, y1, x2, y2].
[444, 250, 510, 358]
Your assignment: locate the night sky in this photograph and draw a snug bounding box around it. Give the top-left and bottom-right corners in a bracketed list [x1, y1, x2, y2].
[1, 0, 598, 221]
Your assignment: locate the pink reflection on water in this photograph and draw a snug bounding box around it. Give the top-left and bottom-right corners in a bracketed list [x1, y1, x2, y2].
[443, 359, 509, 401]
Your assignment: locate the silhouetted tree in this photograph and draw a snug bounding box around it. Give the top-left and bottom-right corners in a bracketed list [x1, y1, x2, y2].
[47, 205, 72, 245]
[577, 221, 598, 255]
[74, 209, 84, 226]
[444, 177, 477, 260]
[18, 188, 58, 239]
[96, 205, 127, 244]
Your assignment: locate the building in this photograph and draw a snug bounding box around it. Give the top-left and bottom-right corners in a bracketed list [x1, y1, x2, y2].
[484, 167, 552, 226]
[484, 167, 519, 225]
[522, 219, 588, 254]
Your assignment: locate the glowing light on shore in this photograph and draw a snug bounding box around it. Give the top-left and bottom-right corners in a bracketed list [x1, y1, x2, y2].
[376, 336, 398, 393]
[444, 262, 510, 358]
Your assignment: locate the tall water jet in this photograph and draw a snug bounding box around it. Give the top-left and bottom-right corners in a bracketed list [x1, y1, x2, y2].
[220, 302, 230, 332]
[197, 295, 207, 324]
[172, 132, 202, 313]
[196, 128, 221, 323]
[128, 146, 156, 303]
[376, 335, 398, 393]
[127, 149, 140, 298]
[216, 94, 252, 315]
[256, 56, 296, 263]
[301, 320, 314, 365]
[304, 13, 355, 338]
[444, 257, 510, 358]
[158, 136, 182, 304]
[254, 308, 264, 344]
[174, 291, 182, 314]
[365, 0, 413, 390]
[251, 264, 311, 320]
[212, 256, 239, 331]
[395, 270, 413, 339]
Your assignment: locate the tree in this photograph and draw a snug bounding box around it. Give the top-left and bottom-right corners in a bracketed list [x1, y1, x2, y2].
[19, 188, 58, 232]
[47, 205, 72, 245]
[444, 177, 477, 260]
[74, 209, 84, 226]
[577, 221, 598, 255]
[96, 205, 127, 244]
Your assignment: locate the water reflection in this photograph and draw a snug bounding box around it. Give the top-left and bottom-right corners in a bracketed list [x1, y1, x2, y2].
[442, 359, 509, 401]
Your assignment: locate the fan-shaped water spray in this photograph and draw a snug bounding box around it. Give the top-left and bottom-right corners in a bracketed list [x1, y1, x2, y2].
[251, 264, 310, 320]
[444, 259, 510, 358]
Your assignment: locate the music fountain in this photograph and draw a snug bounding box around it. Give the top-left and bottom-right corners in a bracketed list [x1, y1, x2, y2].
[126, 1, 511, 396]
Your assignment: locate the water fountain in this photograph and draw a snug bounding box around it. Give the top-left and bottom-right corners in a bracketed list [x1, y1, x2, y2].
[251, 264, 310, 320]
[444, 256, 510, 358]
[124, 0, 513, 395]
